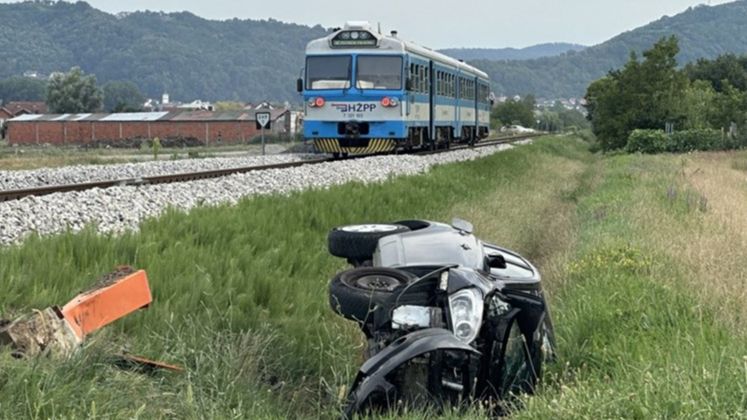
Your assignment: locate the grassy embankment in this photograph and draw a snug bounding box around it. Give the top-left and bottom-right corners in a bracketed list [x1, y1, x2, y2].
[1, 136, 747, 418]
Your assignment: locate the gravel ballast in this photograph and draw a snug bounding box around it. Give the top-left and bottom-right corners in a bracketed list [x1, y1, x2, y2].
[0, 142, 529, 246]
[0, 154, 312, 191]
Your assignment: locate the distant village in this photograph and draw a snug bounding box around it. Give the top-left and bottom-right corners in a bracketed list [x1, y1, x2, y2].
[1, 70, 586, 146]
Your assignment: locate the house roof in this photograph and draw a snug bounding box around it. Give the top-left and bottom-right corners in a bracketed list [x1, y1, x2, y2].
[3, 101, 48, 116]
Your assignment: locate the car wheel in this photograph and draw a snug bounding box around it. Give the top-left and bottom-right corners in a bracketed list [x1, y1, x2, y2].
[328, 224, 410, 262]
[329, 267, 417, 322]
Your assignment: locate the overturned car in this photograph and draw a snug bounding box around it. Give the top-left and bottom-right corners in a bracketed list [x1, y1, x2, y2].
[327, 220, 556, 418]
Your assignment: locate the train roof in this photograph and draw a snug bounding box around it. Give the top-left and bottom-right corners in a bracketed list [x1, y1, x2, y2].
[305, 22, 489, 80]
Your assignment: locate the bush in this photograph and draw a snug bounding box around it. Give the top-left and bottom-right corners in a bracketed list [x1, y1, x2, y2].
[626, 130, 669, 154]
[669, 129, 723, 152]
[626, 128, 746, 153]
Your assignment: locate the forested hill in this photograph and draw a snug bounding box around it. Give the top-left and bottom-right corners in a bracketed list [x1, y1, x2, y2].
[476, 1, 747, 98]
[440, 43, 586, 61]
[4, 1, 747, 103]
[0, 1, 326, 102]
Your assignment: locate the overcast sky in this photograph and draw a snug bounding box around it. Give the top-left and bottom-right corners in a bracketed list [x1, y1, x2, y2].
[4, 0, 737, 48]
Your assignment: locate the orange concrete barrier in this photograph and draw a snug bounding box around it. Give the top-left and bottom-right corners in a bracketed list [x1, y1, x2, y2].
[61, 267, 152, 340]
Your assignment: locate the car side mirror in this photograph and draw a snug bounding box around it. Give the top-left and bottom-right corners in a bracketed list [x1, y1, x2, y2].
[452, 218, 473, 234]
[487, 254, 507, 269]
[296, 78, 304, 93]
[405, 78, 413, 91]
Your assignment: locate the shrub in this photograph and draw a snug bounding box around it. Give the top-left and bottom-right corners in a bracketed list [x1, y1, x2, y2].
[626, 128, 746, 153]
[625, 129, 669, 154]
[669, 129, 723, 152]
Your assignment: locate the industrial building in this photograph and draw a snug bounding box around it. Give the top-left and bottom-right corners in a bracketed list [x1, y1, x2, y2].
[7, 109, 292, 146]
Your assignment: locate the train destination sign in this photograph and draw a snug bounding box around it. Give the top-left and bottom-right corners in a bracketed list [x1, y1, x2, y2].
[331, 31, 378, 47]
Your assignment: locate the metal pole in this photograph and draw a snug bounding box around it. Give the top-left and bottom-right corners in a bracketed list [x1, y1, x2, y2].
[261, 127, 266, 156]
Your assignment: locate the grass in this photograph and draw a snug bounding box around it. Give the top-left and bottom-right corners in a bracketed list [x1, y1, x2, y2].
[2, 136, 747, 418]
[515, 152, 747, 419]
[0, 142, 298, 170]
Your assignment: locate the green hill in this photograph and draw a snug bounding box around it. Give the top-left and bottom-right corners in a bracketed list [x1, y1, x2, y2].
[3, 1, 747, 103]
[440, 43, 586, 61]
[476, 1, 747, 98]
[0, 1, 326, 103]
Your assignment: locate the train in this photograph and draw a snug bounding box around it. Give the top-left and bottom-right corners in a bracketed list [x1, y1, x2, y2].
[298, 22, 493, 157]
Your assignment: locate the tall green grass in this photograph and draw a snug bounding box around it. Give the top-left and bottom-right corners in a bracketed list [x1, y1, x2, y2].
[516, 154, 747, 419]
[5, 138, 744, 418]
[0, 138, 582, 418]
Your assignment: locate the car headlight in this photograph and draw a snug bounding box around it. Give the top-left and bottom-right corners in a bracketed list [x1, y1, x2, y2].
[449, 289, 484, 343]
[392, 305, 434, 329]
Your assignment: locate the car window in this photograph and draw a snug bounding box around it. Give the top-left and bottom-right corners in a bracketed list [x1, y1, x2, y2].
[484, 245, 534, 279]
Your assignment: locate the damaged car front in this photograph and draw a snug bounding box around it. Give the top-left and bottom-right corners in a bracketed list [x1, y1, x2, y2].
[326, 220, 556, 418]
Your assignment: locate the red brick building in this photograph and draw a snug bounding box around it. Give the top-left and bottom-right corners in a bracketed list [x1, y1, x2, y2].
[7, 109, 291, 146]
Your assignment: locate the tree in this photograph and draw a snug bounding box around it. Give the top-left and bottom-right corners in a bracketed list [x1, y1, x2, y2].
[585, 37, 688, 151]
[685, 54, 747, 92]
[102, 81, 145, 112]
[491, 96, 536, 128]
[46, 67, 103, 113]
[0, 77, 47, 103]
[679, 80, 717, 130]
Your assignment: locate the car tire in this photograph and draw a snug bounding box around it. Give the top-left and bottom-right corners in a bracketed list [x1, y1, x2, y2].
[328, 224, 410, 262]
[329, 267, 417, 322]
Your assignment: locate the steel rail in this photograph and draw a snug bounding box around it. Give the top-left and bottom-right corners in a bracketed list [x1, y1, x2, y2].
[0, 133, 543, 202]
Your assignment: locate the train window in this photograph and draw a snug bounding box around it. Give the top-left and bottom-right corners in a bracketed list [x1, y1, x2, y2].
[413, 65, 418, 92]
[425, 67, 430, 94]
[420, 66, 426, 93]
[306, 56, 351, 90]
[412, 64, 419, 92]
[356, 56, 403, 90]
[419, 65, 425, 93]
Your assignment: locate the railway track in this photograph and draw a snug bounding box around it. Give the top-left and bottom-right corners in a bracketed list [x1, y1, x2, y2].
[0, 133, 541, 203]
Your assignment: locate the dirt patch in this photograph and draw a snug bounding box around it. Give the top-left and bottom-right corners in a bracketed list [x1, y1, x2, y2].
[80, 266, 135, 295]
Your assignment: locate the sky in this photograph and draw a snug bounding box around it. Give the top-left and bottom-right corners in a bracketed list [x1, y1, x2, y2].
[3, 0, 737, 48]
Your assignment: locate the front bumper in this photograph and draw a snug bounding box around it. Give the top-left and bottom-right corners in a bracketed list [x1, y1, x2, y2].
[314, 138, 398, 155]
[343, 328, 479, 419]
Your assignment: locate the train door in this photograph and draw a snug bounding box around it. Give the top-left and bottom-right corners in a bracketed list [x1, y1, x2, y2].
[474, 77, 479, 138]
[456, 73, 462, 141]
[429, 61, 435, 144]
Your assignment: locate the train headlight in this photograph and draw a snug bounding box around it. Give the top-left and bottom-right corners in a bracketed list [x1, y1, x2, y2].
[448, 288, 483, 343]
[381, 97, 399, 108]
[351, 31, 360, 40]
[309, 97, 325, 108]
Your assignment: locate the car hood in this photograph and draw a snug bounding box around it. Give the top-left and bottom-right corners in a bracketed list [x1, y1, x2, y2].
[374, 221, 486, 270]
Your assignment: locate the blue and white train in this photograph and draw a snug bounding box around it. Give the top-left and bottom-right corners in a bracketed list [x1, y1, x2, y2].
[298, 22, 493, 157]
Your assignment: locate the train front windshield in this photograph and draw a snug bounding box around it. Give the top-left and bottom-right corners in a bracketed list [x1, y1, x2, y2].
[306, 55, 403, 91]
[307, 56, 351, 90]
[356, 56, 402, 90]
